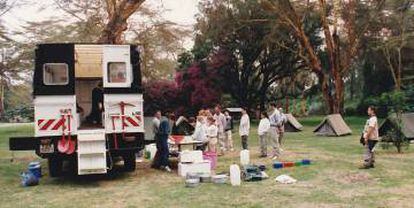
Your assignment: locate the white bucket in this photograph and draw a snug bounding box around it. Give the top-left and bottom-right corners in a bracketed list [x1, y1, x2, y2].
[240, 150, 250, 166]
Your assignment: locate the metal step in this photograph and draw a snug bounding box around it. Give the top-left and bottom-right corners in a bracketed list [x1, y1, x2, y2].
[77, 129, 107, 175]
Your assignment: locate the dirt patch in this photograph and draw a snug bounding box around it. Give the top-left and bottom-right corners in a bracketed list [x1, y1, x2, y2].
[336, 172, 373, 184]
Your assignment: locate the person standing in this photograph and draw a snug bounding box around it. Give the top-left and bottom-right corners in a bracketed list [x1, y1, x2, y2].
[157, 116, 172, 172]
[277, 107, 287, 150]
[151, 111, 162, 169]
[192, 116, 208, 151]
[213, 105, 227, 155]
[224, 110, 234, 152]
[269, 103, 282, 160]
[86, 81, 104, 125]
[239, 107, 250, 150]
[207, 116, 218, 152]
[258, 111, 271, 157]
[360, 106, 379, 169]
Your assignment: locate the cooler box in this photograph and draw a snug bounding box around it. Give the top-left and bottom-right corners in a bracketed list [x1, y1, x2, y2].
[178, 160, 211, 177]
[179, 150, 203, 163]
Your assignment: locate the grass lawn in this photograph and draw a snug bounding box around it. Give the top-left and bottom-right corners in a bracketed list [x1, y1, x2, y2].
[1, 116, 414, 208]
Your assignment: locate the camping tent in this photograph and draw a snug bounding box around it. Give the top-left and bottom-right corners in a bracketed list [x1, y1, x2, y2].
[313, 114, 352, 136]
[284, 113, 303, 132]
[379, 112, 414, 140]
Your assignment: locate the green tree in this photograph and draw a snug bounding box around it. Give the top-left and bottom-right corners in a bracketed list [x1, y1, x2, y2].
[192, 0, 318, 110]
[262, 0, 386, 114]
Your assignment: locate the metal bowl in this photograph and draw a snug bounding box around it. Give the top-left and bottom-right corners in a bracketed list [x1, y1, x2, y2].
[212, 175, 228, 184]
[185, 178, 200, 188]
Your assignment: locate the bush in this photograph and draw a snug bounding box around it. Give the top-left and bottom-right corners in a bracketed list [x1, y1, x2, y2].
[4, 105, 34, 122]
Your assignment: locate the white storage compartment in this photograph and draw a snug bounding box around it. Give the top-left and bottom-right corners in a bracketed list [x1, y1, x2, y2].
[77, 129, 107, 175]
[179, 150, 203, 163]
[178, 160, 211, 177]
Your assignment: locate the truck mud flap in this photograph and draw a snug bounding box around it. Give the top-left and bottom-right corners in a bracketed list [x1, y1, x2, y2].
[9, 137, 38, 151]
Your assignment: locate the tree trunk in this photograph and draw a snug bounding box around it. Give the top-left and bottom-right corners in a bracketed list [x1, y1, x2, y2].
[0, 85, 4, 119]
[285, 96, 289, 113]
[301, 93, 307, 116]
[98, 20, 128, 44]
[98, 0, 145, 44]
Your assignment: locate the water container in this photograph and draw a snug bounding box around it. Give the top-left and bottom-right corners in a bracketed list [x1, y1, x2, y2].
[146, 144, 157, 160]
[283, 162, 295, 168]
[240, 150, 250, 166]
[273, 162, 283, 169]
[302, 159, 311, 165]
[28, 161, 41, 179]
[203, 151, 217, 170]
[230, 164, 241, 186]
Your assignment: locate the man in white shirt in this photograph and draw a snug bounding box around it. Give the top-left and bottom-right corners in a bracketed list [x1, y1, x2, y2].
[239, 107, 250, 150]
[152, 110, 161, 138]
[360, 106, 379, 169]
[269, 103, 282, 159]
[213, 105, 227, 155]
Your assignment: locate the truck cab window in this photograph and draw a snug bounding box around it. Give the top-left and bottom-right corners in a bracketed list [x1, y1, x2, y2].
[107, 62, 126, 83]
[43, 63, 69, 85]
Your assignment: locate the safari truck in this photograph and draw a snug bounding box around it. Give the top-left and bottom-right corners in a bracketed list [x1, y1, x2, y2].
[9, 43, 145, 177]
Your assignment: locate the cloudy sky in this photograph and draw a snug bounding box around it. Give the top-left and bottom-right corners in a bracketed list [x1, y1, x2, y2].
[2, 0, 200, 46]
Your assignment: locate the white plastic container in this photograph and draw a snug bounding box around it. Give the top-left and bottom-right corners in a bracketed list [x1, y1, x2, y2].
[230, 164, 241, 186]
[240, 150, 250, 166]
[145, 144, 157, 160]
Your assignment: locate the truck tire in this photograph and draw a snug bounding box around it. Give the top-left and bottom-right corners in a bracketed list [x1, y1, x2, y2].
[48, 157, 63, 177]
[123, 152, 136, 172]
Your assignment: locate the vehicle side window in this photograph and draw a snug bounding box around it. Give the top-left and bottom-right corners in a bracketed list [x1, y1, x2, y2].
[43, 63, 69, 85]
[107, 62, 127, 83]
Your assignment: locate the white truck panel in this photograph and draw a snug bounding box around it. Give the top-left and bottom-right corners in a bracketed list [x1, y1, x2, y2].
[34, 95, 77, 137]
[102, 45, 132, 88]
[104, 94, 144, 133]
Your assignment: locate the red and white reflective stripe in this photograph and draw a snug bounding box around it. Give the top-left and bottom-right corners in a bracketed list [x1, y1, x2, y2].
[124, 115, 142, 127]
[37, 118, 66, 131]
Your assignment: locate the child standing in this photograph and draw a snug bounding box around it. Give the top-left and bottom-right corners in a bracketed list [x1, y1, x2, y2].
[258, 112, 271, 157]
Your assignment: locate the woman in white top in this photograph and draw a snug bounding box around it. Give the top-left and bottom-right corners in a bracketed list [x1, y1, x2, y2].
[258, 111, 271, 157]
[192, 116, 208, 151]
[207, 116, 218, 152]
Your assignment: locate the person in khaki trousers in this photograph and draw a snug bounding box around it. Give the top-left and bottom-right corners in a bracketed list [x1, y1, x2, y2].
[360, 106, 379, 169]
[258, 112, 270, 157]
[224, 110, 234, 151]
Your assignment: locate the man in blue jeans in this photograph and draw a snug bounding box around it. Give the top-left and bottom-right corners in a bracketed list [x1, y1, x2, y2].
[152, 112, 172, 172]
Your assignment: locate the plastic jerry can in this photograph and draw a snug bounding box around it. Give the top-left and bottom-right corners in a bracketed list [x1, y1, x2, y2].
[146, 144, 157, 160]
[302, 159, 311, 165]
[240, 150, 250, 166]
[230, 164, 241, 186]
[28, 161, 42, 179]
[273, 162, 283, 169]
